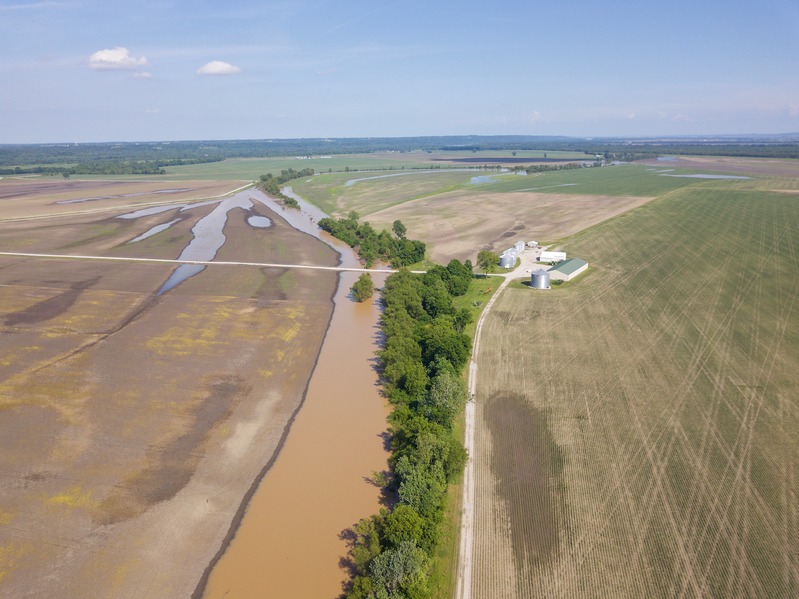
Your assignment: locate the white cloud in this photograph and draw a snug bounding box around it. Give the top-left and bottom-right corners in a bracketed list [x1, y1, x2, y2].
[197, 60, 241, 75]
[0, 1, 72, 11]
[133, 71, 152, 79]
[89, 47, 149, 70]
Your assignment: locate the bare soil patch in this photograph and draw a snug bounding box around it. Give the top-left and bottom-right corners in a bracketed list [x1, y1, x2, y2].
[0, 177, 240, 221]
[367, 190, 653, 263]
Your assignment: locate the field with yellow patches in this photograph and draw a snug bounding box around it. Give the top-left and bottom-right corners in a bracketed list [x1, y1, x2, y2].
[0, 181, 340, 598]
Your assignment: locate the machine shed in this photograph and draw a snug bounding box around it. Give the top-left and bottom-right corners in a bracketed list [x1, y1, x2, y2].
[548, 258, 588, 281]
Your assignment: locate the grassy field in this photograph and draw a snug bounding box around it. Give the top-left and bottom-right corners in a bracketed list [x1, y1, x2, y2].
[289, 169, 483, 216]
[470, 180, 799, 597]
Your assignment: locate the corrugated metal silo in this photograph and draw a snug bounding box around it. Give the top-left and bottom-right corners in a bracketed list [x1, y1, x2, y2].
[499, 253, 516, 268]
[515, 240, 526, 254]
[531, 268, 550, 289]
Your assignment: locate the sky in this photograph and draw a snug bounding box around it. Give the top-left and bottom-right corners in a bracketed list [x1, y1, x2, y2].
[1, 0, 798, 143]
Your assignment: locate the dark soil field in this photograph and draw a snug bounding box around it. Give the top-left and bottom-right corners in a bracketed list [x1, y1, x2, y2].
[0, 180, 340, 598]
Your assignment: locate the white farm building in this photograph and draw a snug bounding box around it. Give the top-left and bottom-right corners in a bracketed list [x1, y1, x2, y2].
[538, 250, 567, 263]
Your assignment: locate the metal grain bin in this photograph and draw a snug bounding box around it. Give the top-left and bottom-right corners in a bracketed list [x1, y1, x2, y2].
[531, 268, 550, 289]
[499, 253, 516, 268]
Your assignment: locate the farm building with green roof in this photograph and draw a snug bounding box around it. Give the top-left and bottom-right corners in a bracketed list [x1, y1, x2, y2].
[548, 257, 588, 281]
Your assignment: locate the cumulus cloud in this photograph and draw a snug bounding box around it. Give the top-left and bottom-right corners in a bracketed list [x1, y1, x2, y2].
[89, 47, 149, 70]
[197, 60, 241, 75]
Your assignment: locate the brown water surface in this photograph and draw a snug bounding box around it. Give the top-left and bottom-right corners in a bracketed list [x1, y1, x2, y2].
[202, 196, 388, 597]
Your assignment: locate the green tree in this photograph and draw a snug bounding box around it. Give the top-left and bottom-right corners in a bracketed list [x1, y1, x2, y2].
[476, 250, 499, 275]
[368, 541, 429, 598]
[421, 368, 468, 429]
[382, 505, 424, 548]
[420, 319, 471, 371]
[351, 273, 374, 302]
[392, 220, 407, 239]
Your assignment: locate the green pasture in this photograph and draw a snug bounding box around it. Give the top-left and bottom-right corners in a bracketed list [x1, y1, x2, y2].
[477, 163, 733, 196]
[290, 169, 487, 216]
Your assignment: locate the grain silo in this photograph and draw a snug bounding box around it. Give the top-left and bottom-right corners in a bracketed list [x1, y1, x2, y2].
[531, 268, 550, 289]
[499, 252, 516, 269]
[515, 240, 526, 254]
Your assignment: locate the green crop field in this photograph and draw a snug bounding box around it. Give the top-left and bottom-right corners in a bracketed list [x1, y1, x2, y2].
[471, 181, 799, 597]
[289, 169, 484, 216]
[479, 163, 732, 196]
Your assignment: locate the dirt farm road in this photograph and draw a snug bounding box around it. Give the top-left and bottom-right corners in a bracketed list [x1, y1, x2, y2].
[456, 248, 541, 599]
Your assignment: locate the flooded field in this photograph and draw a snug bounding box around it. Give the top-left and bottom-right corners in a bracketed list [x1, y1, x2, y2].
[0, 180, 380, 598]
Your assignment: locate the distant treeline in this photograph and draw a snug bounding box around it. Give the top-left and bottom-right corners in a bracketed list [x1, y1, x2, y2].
[317, 213, 425, 267]
[509, 162, 586, 174]
[577, 144, 799, 161]
[256, 167, 314, 208]
[3, 134, 797, 168]
[0, 156, 223, 176]
[346, 263, 474, 598]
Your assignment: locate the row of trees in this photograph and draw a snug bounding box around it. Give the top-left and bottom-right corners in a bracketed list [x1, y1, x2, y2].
[508, 161, 585, 174]
[347, 262, 474, 598]
[317, 214, 425, 268]
[0, 156, 223, 177]
[3, 135, 797, 170]
[257, 168, 314, 208]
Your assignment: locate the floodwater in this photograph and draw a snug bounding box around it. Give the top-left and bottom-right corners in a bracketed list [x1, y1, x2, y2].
[660, 173, 751, 179]
[155, 194, 253, 295]
[246, 214, 272, 228]
[128, 218, 181, 243]
[201, 189, 389, 598]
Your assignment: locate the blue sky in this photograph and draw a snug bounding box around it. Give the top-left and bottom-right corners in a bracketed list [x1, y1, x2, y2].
[1, 0, 797, 143]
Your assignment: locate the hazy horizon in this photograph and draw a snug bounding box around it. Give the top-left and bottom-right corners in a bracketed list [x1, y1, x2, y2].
[2, 0, 797, 144]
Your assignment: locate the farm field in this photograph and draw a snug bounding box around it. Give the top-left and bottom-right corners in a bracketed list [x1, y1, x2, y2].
[291, 163, 780, 265]
[0, 179, 344, 598]
[470, 175, 799, 597]
[163, 149, 590, 182]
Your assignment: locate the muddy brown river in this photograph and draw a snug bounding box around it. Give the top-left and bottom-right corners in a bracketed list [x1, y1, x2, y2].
[200, 191, 389, 598]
